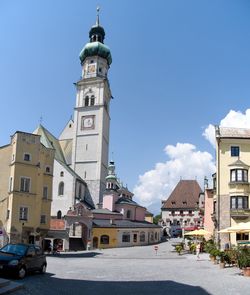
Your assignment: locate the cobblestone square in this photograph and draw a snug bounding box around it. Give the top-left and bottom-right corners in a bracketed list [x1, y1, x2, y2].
[10, 239, 250, 295]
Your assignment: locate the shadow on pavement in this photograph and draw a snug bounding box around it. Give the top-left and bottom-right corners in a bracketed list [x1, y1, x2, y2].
[17, 273, 211, 295]
[46, 251, 102, 258]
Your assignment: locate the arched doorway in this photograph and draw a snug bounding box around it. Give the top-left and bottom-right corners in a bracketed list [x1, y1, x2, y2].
[93, 237, 98, 249]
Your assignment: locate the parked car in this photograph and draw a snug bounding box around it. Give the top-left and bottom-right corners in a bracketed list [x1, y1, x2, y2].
[0, 243, 47, 279]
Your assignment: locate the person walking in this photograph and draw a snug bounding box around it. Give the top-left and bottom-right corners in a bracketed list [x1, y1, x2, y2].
[196, 242, 200, 260]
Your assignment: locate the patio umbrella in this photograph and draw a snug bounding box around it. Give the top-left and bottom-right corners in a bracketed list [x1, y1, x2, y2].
[219, 222, 250, 233]
[184, 229, 211, 236]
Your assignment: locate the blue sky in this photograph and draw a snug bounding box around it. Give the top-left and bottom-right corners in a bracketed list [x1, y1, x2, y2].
[1, 1, 250, 213]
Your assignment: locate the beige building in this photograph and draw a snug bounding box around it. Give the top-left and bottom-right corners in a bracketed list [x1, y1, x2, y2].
[161, 180, 203, 237]
[0, 131, 54, 246]
[215, 126, 250, 247]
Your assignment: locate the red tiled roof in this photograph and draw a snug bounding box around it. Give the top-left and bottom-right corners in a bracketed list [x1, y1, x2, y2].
[50, 219, 65, 230]
[161, 180, 202, 209]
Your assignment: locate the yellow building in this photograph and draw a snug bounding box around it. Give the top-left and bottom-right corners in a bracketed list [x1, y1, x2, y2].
[0, 131, 54, 246]
[215, 126, 250, 247]
[145, 211, 154, 223]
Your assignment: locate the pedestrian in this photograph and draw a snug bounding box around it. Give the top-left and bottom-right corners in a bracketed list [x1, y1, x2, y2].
[196, 242, 200, 260]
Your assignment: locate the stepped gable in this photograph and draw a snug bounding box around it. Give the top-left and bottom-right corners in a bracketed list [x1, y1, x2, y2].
[162, 180, 202, 209]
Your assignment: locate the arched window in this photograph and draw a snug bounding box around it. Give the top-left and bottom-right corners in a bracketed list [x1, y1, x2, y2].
[126, 210, 131, 219]
[85, 96, 89, 106]
[100, 235, 109, 244]
[58, 182, 64, 196]
[57, 210, 62, 219]
[45, 166, 50, 173]
[78, 185, 82, 199]
[140, 232, 145, 242]
[90, 95, 95, 106]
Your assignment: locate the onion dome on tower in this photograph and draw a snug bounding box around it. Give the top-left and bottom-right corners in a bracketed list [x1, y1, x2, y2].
[79, 7, 112, 66]
[105, 160, 119, 191]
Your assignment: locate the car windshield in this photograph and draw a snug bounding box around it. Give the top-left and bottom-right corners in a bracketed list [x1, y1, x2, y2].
[0, 244, 27, 256]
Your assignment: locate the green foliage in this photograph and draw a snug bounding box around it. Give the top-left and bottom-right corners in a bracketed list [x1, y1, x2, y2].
[204, 239, 216, 255]
[189, 243, 196, 254]
[218, 251, 230, 263]
[153, 214, 161, 225]
[175, 245, 183, 255]
[210, 248, 220, 258]
[237, 247, 250, 269]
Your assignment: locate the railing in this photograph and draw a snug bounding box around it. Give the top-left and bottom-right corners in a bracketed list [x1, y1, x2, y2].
[230, 208, 250, 219]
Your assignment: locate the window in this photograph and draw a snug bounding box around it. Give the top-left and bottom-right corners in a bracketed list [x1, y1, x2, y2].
[155, 232, 158, 240]
[126, 210, 131, 219]
[60, 171, 64, 177]
[45, 166, 51, 173]
[236, 233, 249, 241]
[24, 153, 31, 161]
[43, 186, 48, 199]
[40, 215, 46, 224]
[140, 232, 145, 242]
[84, 171, 87, 179]
[57, 210, 62, 219]
[122, 233, 130, 243]
[231, 146, 240, 157]
[58, 182, 64, 196]
[100, 235, 109, 244]
[230, 169, 248, 182]
[20, 177, 30, 192]
[19, 207, 28, 221]
[133, 234, 137, 243]
[6, 209, 10, 220]
[231, 196, 248, 209]
[85, 96, 89, 106]
[78, 185, 82, 199]
[90, 95, 95, 106]
[9, 177, 13, 192]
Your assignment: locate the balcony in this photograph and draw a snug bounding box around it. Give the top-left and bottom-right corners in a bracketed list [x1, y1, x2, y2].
[230, 209, 250, 220]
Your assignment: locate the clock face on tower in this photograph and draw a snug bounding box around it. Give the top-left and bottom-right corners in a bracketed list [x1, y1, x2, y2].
[81, 115, 95, 130]
[87, 64, 96, 74]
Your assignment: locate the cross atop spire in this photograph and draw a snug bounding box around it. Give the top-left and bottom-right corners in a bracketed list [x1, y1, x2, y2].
[96, 6, 100, 26]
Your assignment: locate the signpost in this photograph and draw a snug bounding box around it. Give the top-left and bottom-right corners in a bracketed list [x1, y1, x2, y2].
[154, 245, 158, 255]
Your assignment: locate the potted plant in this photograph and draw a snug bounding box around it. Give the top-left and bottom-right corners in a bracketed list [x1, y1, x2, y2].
[189, 243, 196, 254]
[237, 247, 250, 276]
[175, 244, 183, 255]
[210, 248, 220, 264]
[218, 251, 230, 268]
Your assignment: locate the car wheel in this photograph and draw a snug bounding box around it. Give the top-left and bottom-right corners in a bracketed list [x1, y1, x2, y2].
[40, 264, 46, 274]
[17, 266, 26, 279]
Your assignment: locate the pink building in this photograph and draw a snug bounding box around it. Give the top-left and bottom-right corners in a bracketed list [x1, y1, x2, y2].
[101, 161, 146, 221]
[204, 188, 215, 240]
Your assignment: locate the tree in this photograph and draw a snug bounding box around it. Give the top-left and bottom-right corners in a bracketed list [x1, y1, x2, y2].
[153, 214, 161, 225]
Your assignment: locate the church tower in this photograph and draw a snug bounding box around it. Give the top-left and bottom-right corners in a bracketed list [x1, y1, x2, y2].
[72, 9, 112, 207]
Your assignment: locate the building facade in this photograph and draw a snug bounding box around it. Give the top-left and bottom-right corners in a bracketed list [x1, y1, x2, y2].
[72, 12, 112, 207]
[91, 161, 161, 249]
[0, 132, 54, 245]
[214, 126, 250, 247]
[161, 180, 203, 237]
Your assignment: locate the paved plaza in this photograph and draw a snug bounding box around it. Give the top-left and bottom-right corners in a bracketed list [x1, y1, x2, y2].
[12, 239, 250, 295]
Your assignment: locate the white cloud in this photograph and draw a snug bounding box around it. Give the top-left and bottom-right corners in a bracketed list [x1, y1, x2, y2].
[203, 109, 250, 147]
[133, 143, 215, 211]
[134, 109, 250, 214]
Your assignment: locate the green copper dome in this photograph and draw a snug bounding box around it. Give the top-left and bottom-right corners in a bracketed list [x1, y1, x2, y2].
[79, 41, 112, 66]
[106, 174, 117, 180]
